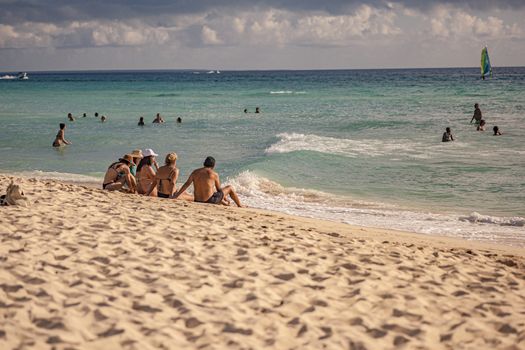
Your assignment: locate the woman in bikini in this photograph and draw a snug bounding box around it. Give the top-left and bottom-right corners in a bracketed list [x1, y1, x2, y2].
[147, 152, 193, 200]
[52, 123, 72, 147]
[137, 149, 159, 195]
[102, 154, 137, 193]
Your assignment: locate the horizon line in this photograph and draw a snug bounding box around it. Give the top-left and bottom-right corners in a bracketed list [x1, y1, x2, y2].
[3, 65, 524, 74]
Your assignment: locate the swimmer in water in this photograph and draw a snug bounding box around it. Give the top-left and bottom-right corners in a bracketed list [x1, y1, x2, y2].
[255, 107, 260, 113]
[138, 117, 145, 126]
[176, 117, 182, 123]
[95, 112, 99, 118]
[493, 126, 502, 136]
[442, 127, 454, 142]
[477, 119, 486, 131]
[67, 113, 75, 122]
[152, 113, 165, 123]
[470, 103, 482, 124]
[52, 123, 72, 147]
[101, 115, 107, 122]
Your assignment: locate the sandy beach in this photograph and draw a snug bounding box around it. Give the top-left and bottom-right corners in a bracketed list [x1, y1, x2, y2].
[1, 173, 524, 349]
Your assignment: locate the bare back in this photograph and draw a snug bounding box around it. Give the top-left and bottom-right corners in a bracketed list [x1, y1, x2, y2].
[103, 163, 128, 184]
[191, 167, 220, 202]
[155, 165, 178, 196]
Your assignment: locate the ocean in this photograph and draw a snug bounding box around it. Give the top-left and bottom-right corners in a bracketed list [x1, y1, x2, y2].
[1, 68, 524, 246]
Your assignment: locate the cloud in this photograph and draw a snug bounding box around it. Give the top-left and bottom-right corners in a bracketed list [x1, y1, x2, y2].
[0, 5, 402, 49]
[187, 6, 401, 48]
[429, 6, 522, 40]
[0, 20, 171, 49]
[1, 0, 525, 26]
[1, 0, 524, 70]
[201, 25, 221, 45]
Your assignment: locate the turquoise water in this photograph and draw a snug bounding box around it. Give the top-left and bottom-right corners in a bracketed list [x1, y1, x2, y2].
[1, 68, 524, 245]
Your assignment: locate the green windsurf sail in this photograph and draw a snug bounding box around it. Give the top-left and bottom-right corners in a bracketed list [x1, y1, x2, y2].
[481, 46, 492, 79]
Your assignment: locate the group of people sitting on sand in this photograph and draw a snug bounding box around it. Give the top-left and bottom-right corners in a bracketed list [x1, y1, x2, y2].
[102, 149, 243, 207]
[442, 103, 502, 142]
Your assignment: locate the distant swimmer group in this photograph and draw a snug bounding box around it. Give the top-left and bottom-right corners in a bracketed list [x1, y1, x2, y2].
[102, 150, 243, 207]
[243, 107, 261, 113]
[137, 113, 178, 125]
[442, 103, 503, 142]
[54, 112, 181, 147]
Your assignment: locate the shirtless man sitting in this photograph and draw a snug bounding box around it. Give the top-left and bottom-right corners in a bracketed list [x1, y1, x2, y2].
[102, 154, 137, 193]
[173, 156, 243, 207]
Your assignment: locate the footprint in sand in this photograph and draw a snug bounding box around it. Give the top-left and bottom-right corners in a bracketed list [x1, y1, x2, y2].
[274, 273, 295, 281]
[222, 323, 253, 335]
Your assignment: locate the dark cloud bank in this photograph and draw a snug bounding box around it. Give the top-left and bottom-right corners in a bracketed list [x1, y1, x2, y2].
[1, 0, 524, 24]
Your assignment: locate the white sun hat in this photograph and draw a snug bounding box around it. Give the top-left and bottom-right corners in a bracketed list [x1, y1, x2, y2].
[142, 148, 159, 157]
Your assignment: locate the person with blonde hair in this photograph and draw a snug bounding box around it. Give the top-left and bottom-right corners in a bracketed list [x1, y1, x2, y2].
[147, 152, 192, 200]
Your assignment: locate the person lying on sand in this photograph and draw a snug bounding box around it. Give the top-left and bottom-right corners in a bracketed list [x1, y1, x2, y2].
[173, 156, 243, 207]
[102, 154, 136, 193]
[52, 123, 72, 147]
[147, 152, 192, 200]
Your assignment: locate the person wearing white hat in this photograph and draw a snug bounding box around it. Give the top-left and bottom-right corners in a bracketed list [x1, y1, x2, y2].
[137, 149, 159, 195]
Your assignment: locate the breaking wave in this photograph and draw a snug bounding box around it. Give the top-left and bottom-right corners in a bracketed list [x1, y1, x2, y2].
[227, 171, 525, 246]
[266, 133, 429, 158]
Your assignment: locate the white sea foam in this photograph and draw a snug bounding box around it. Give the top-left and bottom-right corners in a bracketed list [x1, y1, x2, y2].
[0, 75, 17, 80]
[266, 133, 428, 158]
[270, 91, 307, 94]
[227, 171, 525, 246]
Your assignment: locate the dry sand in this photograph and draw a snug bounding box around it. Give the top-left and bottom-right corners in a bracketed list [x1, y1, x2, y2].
[1, 174, 524, 349]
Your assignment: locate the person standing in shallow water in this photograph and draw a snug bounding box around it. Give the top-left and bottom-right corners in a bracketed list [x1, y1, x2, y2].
[477, 120, 486, 131]
[442, 127, 454, 142]
[67, 113, 75, 122]
[470, 103, 482, 124]
[138, 117, 145, 126]
[493, 126, 502, 136]
[52, 123, 71, 147]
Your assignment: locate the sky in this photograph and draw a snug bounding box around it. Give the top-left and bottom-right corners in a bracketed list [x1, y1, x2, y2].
[0, 0, 524, 71]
